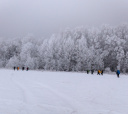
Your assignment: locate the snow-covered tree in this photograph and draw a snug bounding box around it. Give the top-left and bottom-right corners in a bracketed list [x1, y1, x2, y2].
[0, 24, 128, 72]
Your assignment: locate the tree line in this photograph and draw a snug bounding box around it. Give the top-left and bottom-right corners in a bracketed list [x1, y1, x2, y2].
[0, 23, 128, 72]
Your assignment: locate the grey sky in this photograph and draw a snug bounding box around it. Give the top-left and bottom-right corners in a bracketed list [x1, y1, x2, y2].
[0, 0, 128, 38]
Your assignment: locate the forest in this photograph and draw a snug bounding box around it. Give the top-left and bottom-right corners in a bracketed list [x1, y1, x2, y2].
[0, 23, 128, 72]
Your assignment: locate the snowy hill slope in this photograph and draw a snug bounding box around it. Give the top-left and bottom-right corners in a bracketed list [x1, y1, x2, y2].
[0, 69, 127, 114]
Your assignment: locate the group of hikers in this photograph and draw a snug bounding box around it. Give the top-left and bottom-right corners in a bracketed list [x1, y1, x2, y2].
[13, 67, 29, 71]
[86, 69, 121, 78]
[86, 70, 104, 75]
[87, 70, 94, 74]
[13, 66, 121, 78]
[97, 70, 104, 75]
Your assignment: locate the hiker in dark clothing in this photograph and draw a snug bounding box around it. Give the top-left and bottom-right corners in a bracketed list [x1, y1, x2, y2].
[91, 70, 94, 74]
[22, 67, 25, 71]
[116, 70, 120, 78]
[14, 67, 16, 70]
[101, 70, 104, 75]
[26, 67, 29, 71]
[87, 70, 89, 74]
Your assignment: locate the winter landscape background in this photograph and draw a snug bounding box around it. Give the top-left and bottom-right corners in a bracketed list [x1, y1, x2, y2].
[0, 24, 128, 72]
[0, 0, 128, 114]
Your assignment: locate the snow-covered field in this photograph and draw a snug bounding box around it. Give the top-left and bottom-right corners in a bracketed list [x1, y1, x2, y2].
[0, 69, 128, 114]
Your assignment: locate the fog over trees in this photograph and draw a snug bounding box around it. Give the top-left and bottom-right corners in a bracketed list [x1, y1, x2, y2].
[0, 23, 128, 72]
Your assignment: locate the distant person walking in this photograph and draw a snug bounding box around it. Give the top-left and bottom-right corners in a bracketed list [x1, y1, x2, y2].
[26, 67, 29, 71]
[22, 67, 25, 71]
[97, 70, 101, 75]
[87, 70, 89, 74]
[91, 70, 94, 74]
[116, 70, 120, 78]
[14, 67, 16, 70]
[101, 70, 104, 75]
[17, 67, 19, 71]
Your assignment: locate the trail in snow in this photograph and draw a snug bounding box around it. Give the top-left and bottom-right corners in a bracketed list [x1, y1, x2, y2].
[11, 71, 76, 114]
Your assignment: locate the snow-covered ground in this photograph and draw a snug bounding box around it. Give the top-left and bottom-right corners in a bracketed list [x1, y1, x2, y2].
[0, 69, 127, 114]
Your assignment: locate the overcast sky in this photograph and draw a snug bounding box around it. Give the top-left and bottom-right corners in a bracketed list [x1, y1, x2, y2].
[0, 0, 128, 38]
